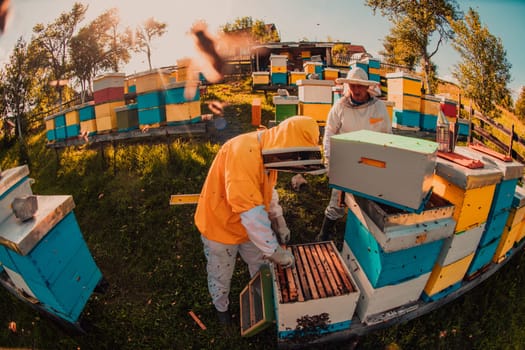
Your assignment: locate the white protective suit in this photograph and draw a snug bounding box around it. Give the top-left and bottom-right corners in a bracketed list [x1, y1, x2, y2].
[323, 95, 392, 220]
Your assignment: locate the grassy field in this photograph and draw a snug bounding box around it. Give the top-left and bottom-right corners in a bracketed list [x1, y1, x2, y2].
[1, 79, 525, 349]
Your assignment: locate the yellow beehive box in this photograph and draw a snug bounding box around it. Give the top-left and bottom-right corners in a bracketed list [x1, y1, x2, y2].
[493, 208, 525, 263]
[96, 115, 116, 132]
[368, 67, 381, 76]
[65, 108, 80, 126]
[299, 102, 332, 125]
[252, 72, 270, 85]
[289, 71, 306, 85]
[271, 65, 287, 73]
[420, 95, 442, 115]
[131, 69, 171, 94]
[386, 72, 422, 97]
[165, 101, 201, 123]
[323, 68, 339, 81]
[303, 61, 323, 75]
[95, 100, 125, 119]
[432, 174, 497, 233]
[301, 50, 311, 58]
[45, 119, 55, 131]
[423, 253, 474, 296]
[80, 119, 97, 134]
[387, 93, 421, 112]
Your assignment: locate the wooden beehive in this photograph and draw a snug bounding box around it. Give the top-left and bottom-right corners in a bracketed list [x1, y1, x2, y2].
[297, 79, 334, 104]
[342, 242, 430, 324]
[330, 130, 438, 212]
[271, 242, 359, 339]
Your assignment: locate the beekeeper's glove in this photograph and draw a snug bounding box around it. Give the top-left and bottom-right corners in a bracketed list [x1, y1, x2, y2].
[268, 246, 295, 268]
[271, 215, 290, 244]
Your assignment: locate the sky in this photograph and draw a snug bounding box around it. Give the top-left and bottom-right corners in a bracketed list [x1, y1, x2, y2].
[0, 0, 523, 98]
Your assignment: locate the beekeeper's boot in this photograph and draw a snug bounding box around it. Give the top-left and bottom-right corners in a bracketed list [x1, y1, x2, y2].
[315, 216, 337, 242]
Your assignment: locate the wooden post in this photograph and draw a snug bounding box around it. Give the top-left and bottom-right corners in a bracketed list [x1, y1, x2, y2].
[251, 98, 261, 127]
[509, 124, 515, 158]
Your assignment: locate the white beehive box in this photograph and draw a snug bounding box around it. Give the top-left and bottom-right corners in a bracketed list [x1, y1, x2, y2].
[342, 242, 430, 324]
[330, 130, 438, 212]
[93, 72, 126, 91]
[271, 242, 360, 339]
[297, 79, 335, 104]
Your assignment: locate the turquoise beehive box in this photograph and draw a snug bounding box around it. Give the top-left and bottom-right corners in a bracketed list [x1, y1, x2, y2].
[0, 166, 103, 324]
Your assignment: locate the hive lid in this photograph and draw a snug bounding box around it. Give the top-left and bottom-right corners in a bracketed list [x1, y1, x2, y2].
[0, 165, 29, 198]
[0, 195, 75, 255]
[332, 130, 438, 155]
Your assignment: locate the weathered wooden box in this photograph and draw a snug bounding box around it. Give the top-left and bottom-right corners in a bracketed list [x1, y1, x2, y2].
[348, 193, 455, 252]
[386, 71, 422, 97]
[344, 193, 451, 288]
[342, 242, 430, 324]
[422, 253, 474, 301]
[165, 101, 201, 125]
[330, 130, 437, 212]
[271, 242, 359, 339]
[298, 102, 332, 125]
[494, 185, 525, 262]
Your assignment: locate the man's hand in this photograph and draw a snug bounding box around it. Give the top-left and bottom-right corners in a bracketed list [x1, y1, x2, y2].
[268, 246, 295, 268]
[271, 215, 290, 244]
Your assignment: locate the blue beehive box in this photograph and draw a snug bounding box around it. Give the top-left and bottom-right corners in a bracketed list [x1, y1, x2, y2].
[165, 82, 200, 104]
[344, 199, 446, 288]
[393, 109, 420, 129]
[78, 102, 95, 121]
[138, 106, 166, 126]
[271, 72, 288, 85]
[137, 90, 166, 110]
[0, 168, 103, 324]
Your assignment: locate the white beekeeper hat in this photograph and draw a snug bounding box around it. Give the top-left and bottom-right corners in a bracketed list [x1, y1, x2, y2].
[336, 67, 377, 86]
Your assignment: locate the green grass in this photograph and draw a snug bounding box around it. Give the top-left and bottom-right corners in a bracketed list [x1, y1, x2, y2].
[2, 79, 525, 349]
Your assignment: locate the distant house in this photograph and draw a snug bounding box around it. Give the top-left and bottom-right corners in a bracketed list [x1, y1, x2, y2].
[250, 42, 367, 72]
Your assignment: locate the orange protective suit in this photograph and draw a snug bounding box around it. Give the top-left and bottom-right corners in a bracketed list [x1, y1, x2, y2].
[194, 116, 320, 248]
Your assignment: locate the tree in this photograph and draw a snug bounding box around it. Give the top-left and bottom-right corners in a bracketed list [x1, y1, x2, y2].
[222, 16, 280, 43]
[366, 0, 461, 94]
[379, 17, 419, 69]
[70, 8, 133, 101]
[134, 17, 167, 70]
[515, 87, 525, 120]
[31, 2, 87, 106]
[450, 8, 512, 117]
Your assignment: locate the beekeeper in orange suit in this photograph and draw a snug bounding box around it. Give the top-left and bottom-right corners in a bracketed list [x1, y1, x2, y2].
[194, 115, 324, 325]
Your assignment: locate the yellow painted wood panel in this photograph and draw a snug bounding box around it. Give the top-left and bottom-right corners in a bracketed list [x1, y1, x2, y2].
[298, 103, 331, 124]
[493, 220, 523, 263]
[45, 119, 55, 131]
[424, 253, 474, 296]
[387, 76, 422, 96]
[252, 73, 270, 85]
[165, 101, 201, 122]
[65, 110, 79, 126]
[80, 119, 97, 134]
[134, 71, 171, 93]
[95, 101, 125, 120]
[271, 66, 287, 73]
[388, 93, 421, 112]
[289, 72, 306, 84]
[420, 97, 441, 115]
[432, 174, 496, 232]
[96, 115, 117, 131]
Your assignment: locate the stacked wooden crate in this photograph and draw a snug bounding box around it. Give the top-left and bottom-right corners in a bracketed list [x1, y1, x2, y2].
[78, 101, 96, 136]
[386, 72, 422, 129]
[273, 94, 299, 123]
[270, 54, 288, 86]
[453, 146, 524, 277]
[164, 82, 202, 125]
[133, 69, 171, 128]
[93, 72, 126, 133]
[423, 147, 503, 300]
[419, 95, 442, 132]
[297, 79, 335, 125]
[0, 165, 103, 324]
[271, 242, 359, 339]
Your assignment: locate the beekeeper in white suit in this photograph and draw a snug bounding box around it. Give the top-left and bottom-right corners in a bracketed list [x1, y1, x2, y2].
[317, 67, 392, 243]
